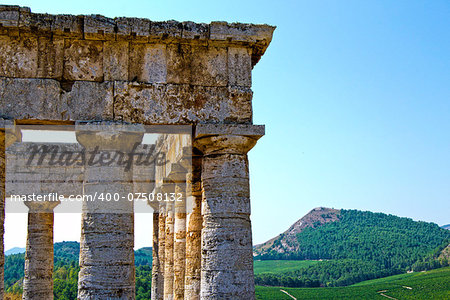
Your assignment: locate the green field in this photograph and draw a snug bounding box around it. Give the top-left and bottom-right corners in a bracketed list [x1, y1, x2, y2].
[254, 260, 320, 274]
[255, 266, 450, 299]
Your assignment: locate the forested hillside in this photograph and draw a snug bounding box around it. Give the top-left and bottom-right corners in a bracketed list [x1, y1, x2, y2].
[5, 241, 152, 300]
[254, 209, 450, 287]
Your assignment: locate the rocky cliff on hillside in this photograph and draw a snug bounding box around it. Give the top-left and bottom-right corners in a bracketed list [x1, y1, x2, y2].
[253, 207, 341, 257]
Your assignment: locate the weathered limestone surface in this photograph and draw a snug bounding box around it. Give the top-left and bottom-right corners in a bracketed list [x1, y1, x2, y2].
[0, 128, 6, 300]
[76, 123, 143, 300]
[156, 204, 166, 300]
[194, 124, 264, 299]
[184, 154, 202, 300]
[22, 200, 60, 300]
[0, 119, 21, 300]
[163, 197, 175, 300]
[151, 212, 160, 299]
[0, 5, 274, 124]
[171, 166, 187, 300]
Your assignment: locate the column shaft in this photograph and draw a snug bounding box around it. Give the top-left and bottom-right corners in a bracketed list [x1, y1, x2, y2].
[76, 124, 143, 300]
[151, 212, 160, 300]
[163, 200, 175, 300]
[173, 181, 186, 300]
[184, 155, 202, 300]
[157, 205, 166, 300]
[195, 132, 262, 300]
[22, 201, 59, 300]
[1, 121, 21, 299]
[78, 167, 135, 299]
[0, 132, 5, 299]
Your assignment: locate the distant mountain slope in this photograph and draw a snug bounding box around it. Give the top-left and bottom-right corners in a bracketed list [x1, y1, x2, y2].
[254, 207, 340, 256]
[254, 208, 449, 262]
[254, 208, 450, 287]
[5, 247, 25, 256]
[442, 224, 450, 230]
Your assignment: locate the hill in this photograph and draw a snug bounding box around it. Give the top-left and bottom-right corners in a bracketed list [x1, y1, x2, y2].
[4, 247, 25, 256]
[254, 207, 340, 256]
[254, 208, 450, 287]
[442, 224, 450, 230]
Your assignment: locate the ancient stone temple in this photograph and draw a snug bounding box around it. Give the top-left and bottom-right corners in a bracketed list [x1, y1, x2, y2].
[0, 4, 274, 300]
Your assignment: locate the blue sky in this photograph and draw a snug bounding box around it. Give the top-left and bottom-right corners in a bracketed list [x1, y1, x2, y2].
[3, 0, 449, 248]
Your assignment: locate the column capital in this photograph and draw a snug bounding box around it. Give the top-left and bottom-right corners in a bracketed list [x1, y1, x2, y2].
[24, 200, 60, 213]
[167, 162, 187, 182]
[75, 121, 144, 151]
[194, 124, 264, 155]
[0, 119, 22, 148]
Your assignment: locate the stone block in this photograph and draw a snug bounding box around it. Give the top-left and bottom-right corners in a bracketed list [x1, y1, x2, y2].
[195, 123, 265, 138]
[228, 47, 252, 87]
[150, 20, 182, 39]
[166, 43, 191, 84]
[103, 41, 129, 81]
[226, 86, 253, 123]
[129, 43, 167, 83]
[202, 249, 253, 270]
[200, 269, 255, 296]
[201, 220, 252, 250]
[190, 46, 227, 86]
[0, 36, 38, 78]
[115, 17, 150, 42]
[63, 40, 103, 81]
[0, 78, 61, 120]
[36, 37, 64, 79]
[113, 83, 253, 124]
[0, 5, 19, 27]
[84, 14, 116, 40]
[181, 21, 209, 40]
[210, 21, 274, 43]
[52, 14, 83, 38]
[19, 12, 54, 33]
[61, 81, 114, 121]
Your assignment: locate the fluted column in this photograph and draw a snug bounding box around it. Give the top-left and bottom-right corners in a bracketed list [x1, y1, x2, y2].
[150, 187, 163, 300]
[184, 153, 202, 300]
[151, 211, 160, 299]
[22, 200, 60, 300]
[163, 182, 175, 300]
[76, 122, 143, 300]
[170, 164, 187, 300]
[157, 202, 166, 300]
[0, 119, 21, 299]
[194, 124, 264, 300]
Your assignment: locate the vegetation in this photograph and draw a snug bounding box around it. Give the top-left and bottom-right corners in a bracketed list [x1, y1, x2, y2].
[254, 209, 450, 286]
[4, 241, 153, 299]
[253, 260, 319, 275]
[255, 266, 450, 299]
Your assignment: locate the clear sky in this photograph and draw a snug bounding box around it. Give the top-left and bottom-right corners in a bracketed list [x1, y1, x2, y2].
[3, 0, 449, 250]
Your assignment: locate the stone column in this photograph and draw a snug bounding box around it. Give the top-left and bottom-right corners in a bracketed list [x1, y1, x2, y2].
[149, 187, 163, 300]
[163, 182, 175, 300]
[170, 164, 187, 300]
[76, 122, 143, 300]
[184, 153, 202, 300]
[151, 211, 160, 299]
[194, 124, 264, 300]
[0, 119, 21, 299]
[156, 201, 166, 300]
[22, 200, 60, 300]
